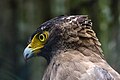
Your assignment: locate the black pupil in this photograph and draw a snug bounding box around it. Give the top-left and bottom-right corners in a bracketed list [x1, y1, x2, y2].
[40, 35, 44, 40]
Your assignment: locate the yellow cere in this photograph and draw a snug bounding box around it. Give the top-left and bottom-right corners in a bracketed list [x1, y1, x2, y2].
[28, 31, 49, 54]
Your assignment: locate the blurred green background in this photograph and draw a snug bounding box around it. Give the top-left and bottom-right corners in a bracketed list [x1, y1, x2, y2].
[0, 0, 120, 80]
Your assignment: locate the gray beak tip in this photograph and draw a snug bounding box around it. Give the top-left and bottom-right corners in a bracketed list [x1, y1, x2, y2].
[23, 47, 34, 60]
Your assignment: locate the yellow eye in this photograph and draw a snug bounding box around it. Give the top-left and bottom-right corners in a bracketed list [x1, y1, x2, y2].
[38, 31, 49, 43]
[39, 34, 46, 42]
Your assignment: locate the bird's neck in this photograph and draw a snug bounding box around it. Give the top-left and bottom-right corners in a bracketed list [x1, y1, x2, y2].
[47, 37, 104, 64]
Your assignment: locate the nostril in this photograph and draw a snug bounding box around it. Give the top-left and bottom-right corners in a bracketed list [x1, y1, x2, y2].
[28, 46, 31, 48]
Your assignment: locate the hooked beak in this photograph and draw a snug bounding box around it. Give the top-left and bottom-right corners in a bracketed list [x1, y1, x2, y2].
[23, 45, 34, 60]
[23, 43, 44, 60]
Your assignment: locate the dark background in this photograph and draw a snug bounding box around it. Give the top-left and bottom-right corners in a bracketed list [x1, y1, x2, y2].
[0, 0, 120, 80]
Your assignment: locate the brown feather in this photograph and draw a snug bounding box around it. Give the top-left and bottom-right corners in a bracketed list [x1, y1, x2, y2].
[43, 50, 120, 80]
[36, 15, 120, 80]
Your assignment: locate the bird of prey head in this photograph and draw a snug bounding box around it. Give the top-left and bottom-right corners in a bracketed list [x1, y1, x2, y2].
[23, 15, 100, 62]
[23, 15, 120, 80]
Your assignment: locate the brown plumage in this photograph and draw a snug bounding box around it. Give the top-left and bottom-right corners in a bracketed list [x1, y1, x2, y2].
[23, 15, 120, 80]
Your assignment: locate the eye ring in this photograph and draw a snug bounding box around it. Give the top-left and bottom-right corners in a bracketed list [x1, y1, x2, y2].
[39, 34, 46, 42]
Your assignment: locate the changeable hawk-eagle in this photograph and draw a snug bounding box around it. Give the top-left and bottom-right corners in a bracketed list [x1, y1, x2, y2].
[23, 15, 120, 80]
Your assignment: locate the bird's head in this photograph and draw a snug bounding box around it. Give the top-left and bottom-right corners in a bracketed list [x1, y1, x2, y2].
[23, 15, 100, 62]
[23, 16, 65, 61]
